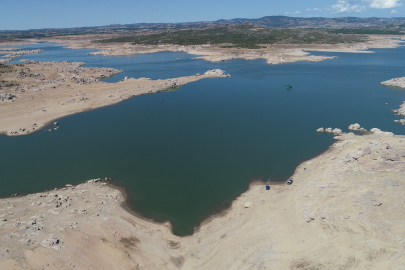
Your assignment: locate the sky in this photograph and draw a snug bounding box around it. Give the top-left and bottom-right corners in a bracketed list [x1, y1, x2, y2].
[0, 0, 404, 30]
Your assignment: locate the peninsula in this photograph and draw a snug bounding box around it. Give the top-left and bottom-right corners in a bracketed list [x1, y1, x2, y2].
[1, 129, 404, 269]
[1, 15, 405, 269]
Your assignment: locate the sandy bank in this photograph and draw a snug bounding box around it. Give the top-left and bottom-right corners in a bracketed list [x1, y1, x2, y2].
[51, 35, 405, 66]
[0, 60, 229, 136]
[1, 129, 405, 269]
[380, 77, 405, 124]
[381, 76, 405, 89]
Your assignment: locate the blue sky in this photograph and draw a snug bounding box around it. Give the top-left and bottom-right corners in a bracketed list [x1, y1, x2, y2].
[1, 0, 404, 30]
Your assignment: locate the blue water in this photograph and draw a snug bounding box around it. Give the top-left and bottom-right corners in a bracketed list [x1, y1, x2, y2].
[1, 42, 404, 235]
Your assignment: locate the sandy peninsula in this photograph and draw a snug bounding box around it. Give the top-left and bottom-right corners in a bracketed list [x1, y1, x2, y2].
[1, 128, 404, 269]
[380, 77, 405, 124]
[1, 36, 405, 269]
[43, 34, 404, 66]
[381, 76, 405, 89]
[0, 59, 229, 136]
[1, 35, 403, 137]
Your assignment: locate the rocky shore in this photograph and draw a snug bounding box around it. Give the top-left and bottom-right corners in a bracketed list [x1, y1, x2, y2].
[87, 43, 338, 65]
[380, 77, 405, 124]
[0, 59, 229, 136]
[63, 35, 404, 66]
[1, 129, 405, 269]
[381, 76, 405, 88]
[0, 49, 44, 63]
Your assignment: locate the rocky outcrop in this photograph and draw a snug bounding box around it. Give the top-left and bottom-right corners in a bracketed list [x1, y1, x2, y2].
[203, 69, 230, 77]
[381, 77, 405, 88]
[317, 127, 343, 135]
[369, 128, 394, 136]
[1, 49, 44, 62]
[393, 101, 405, 117]
[348, 123, 367, 131]
[0, 93, 17, 101]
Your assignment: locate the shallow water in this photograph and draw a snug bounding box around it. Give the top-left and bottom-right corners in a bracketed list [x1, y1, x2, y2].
[1, 43, 405, 235]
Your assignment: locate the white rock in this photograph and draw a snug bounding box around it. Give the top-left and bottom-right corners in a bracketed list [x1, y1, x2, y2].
[244, 202, 253, 208]
[348, 123, 361, 130]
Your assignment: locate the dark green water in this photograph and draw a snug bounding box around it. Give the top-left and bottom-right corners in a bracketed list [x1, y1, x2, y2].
[1, 43, 405, 235]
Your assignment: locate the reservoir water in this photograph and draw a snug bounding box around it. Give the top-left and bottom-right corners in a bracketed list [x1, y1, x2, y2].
[1, 43, 405, 235]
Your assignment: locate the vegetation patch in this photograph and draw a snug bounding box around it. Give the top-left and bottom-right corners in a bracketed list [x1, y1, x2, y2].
[97, 24, 368, 48]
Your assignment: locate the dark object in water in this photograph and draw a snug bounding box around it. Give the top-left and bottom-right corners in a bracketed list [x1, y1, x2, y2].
[287, 179, 293, 185]
[266, 185, 270, 190]
[285, 85, 293, 89]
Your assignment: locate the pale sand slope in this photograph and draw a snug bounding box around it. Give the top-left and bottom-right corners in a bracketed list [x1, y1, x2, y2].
[0, 60, 229, 136]
[52, 35, 405, 65]
[1, 130, 405, 269]
[381, 77, 405, 122]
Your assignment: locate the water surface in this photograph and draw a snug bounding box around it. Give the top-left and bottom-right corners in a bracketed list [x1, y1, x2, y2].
[1, 43, 404, 235]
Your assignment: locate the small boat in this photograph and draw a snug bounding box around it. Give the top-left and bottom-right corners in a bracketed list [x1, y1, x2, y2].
[287, 179, 293, 185]
[285, 85, 293, 89]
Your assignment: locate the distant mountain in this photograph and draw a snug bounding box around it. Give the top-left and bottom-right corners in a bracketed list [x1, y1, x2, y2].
[213, 16, 405, 28]
[1, 16, 405, 40]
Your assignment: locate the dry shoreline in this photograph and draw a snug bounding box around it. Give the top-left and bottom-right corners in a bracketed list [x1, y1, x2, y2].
[1, 129, 405, 269]
[45, 34, 405, 65]
[380, 77, 405, 124]
[0, 60, 229, 136]
[0, 35, 403, 137]
[1, 37, 405, 269]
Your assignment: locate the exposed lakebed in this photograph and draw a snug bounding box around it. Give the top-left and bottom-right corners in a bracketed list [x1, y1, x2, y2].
[1, 43, 405, 235]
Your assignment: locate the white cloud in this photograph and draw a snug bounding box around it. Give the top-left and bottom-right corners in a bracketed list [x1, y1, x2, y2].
[332, 0, 367, 13]
[331, 0, 403, 13]
[294, 11, 302, 14]
[369, 0, 402, 8]
[307, 8, 323, 11]
[391, 8, 398, 12]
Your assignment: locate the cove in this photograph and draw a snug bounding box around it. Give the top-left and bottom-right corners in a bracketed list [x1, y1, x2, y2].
[1, 43, 405, 235]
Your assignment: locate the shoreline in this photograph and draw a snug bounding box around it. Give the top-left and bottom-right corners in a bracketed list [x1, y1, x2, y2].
[0, 36, 403, 137]
[43, 34, 404, 65]
[1, 129, 405, 269]
[380, 77, 405, 124]
[1, 37, 405, 268]
[0, 60, 229, 136]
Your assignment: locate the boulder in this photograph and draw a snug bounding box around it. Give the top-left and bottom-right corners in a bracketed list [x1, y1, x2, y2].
[244, 202, 253, 208]
[204, 69, 228, 77]
[348, 123, 361, 130]
[41, 237, 62, 247]
[316, 127, 324, 132]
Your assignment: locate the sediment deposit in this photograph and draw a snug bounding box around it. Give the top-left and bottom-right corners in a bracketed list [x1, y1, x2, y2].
[0, 49, 44, 63]
[0, 59, 229, 136]
[68, 35, 405, 65]
[1, 129, 405, 269]
[381, 76, 405, 89]
[381, 77, 405, 123]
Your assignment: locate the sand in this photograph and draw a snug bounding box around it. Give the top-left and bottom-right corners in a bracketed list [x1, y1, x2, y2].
[1, 36, 405, 269]
[50, 35, 405, 65]
[0, 60, 229, 136]
[1, 35, 403, 137]
[381, 77, 405, 89]
[380, 77, 405, 123]
[1, 129, 404, 269]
